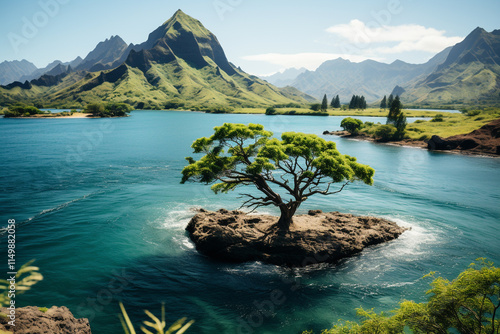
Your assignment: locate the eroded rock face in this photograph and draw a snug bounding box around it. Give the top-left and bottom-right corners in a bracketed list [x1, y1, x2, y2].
[428, 118, 500, 155]
[0, 306, 91, 334]
[186, 209, 408, 267]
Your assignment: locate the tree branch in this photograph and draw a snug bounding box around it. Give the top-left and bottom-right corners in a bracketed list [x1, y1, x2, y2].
[302, 181, 350, 198]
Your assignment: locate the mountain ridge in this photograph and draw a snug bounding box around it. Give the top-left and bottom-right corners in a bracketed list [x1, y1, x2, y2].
[399, 27, 500, 106]
[289, 48, 451, 103]
[0, 10, 313, 109]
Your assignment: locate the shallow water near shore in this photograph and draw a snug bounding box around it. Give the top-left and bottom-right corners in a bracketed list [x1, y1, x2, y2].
[1, 110, 499, 333]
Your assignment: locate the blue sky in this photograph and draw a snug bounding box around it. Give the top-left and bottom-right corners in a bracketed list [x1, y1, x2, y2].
[0, 0, 498, 75]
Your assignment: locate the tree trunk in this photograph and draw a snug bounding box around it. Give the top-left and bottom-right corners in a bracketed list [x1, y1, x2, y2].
[277, 202, 300, 231]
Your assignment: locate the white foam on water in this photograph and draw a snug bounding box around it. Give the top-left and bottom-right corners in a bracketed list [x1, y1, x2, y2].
[0, 190, 104, 233]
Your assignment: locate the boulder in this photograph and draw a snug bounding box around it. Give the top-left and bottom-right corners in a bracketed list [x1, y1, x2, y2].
[186, 209, 407, 267]
[0, 306, 91, 334]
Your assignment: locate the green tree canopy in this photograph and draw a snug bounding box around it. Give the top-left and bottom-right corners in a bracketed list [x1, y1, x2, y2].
[321, 94, 329, 112]
[388, 94, 394, 109]
[310, 103, 321, 111]
[265, 107, 277, 115]
[340, 117, 363, 134]
[181, 123, 374, 230]
[380, 95, 387, 109]
[308, 259, 500, 334]
[334, 95, 341, 108]
[348, 95, 367, 110]
[85, 102, 132, 117]
[387, 96, 407, 139]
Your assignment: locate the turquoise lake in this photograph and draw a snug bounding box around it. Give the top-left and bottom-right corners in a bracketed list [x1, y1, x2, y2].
[1, 111, 499, 333]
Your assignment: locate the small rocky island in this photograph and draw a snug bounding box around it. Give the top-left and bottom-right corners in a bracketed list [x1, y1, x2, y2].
[187, 209, 407, 266]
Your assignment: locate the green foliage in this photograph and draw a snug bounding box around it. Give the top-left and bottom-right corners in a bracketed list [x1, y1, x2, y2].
[321, 94, 329, 112]
[331, 95, 341, 109]
[341, 117, 363, 134]
[0, 260, 43, 307]
[38, 307, 49, 313]
[380, 95, 387, 109]
[305, 259, 500, 334]
[431, 114, 444, 122]
[394, 112, 407, 140]
[181, 123, 374, 230]
[388, 94, 394, 108]
[265, 107, 277, 115]
[164, 100, 185, 110]
[85, 103, 105, 115]
[465, 110, 481, 117]
[310, 103, 322, 111]
[399, 259, 500, 334]
[349, 95, 367, 110]
[3, 104, 44, 117]
[119, 302, 193, 334]
[85, 102, 132, 117]
[202, 106, 235, 113]
[374, 125, 397, 142]
[386, 96, 406, 139]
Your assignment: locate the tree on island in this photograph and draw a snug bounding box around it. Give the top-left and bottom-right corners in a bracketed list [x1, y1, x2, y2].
[181, 123, 374, 231]
[341, 117, 363, 135]
[380, 95, 387, 110]
[321, 94, 329, 112]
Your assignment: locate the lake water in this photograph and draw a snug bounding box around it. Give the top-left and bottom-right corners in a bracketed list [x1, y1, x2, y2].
[1, 111, 499, 334]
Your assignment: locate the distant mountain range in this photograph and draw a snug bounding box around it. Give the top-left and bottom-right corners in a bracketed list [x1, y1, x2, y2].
[260, 67, 307, 87]
[285, 48, 450, 103]
[399, 27, 500, 106]
[0, 10, 314, 109]
[259, 27, 500, 107]
[1, 16, 498, 109]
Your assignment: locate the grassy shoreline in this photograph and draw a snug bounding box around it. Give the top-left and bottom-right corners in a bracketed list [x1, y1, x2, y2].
[231, 107, 446, 117]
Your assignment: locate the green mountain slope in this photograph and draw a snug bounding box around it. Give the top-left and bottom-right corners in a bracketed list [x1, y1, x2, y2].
[400, 28, 500, 106]
[0, 10, 312, 109]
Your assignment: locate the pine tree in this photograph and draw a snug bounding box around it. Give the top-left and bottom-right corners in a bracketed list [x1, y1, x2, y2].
[388, 94, 394, 109]
[380, 96, 387, 109]
[349, 95, 356, 110]
[394, 111, 407, 140]
[360, 96, 366, 110]
[387, 95, 402, 125]
[330, 96, 336, 108]
[334, 95, 340, 108]
[321, 94, 328, 112]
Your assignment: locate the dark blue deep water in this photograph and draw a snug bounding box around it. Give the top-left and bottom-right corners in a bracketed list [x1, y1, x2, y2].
[1, 111, 499, 333]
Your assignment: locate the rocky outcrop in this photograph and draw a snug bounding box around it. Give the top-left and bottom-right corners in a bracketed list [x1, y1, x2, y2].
[428, 118, 500, 155]
[0, 306, 91, 334]
[186, 209, 407, 267]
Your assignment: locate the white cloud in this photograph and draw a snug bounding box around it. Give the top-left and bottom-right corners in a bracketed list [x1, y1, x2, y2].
[242, 21, 463, 73]
[326, 19, 463, 54]
[241, 52, 380, 71]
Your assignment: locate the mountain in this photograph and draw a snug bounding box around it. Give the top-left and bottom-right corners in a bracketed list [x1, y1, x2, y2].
[75, 35, 131, 72]
[291, 48, 451, 103]
[399, 28, 500, 106]
[0, 10, 312, 109]
[0, 60, 38, 85]
[260, 67, 307, 87]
